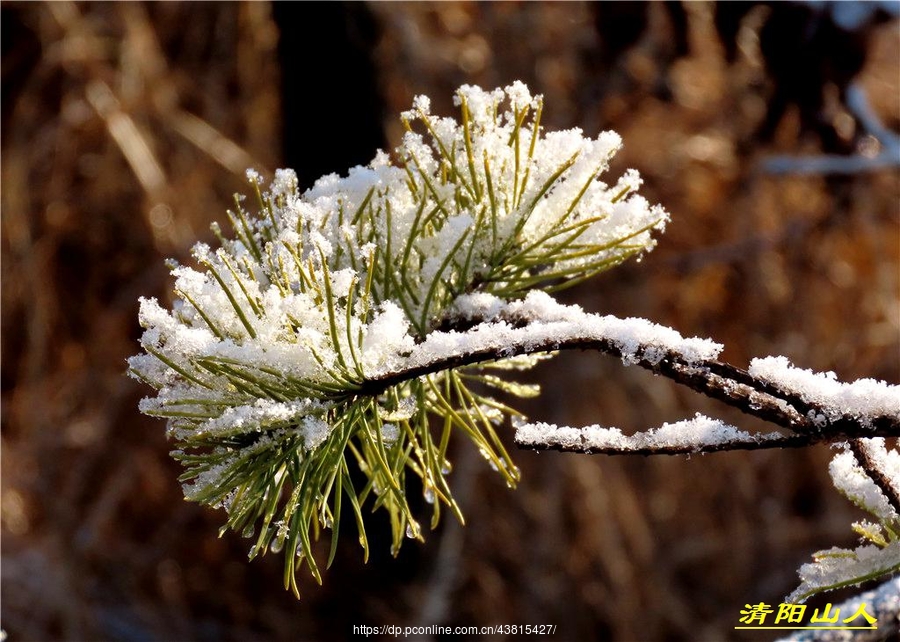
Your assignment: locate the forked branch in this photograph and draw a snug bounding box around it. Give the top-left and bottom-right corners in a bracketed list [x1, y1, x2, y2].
[361, 309, 900, 513]
[361, 313, 900, 442]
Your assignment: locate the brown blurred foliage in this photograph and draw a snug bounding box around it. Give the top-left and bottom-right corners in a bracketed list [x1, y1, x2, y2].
[2, 3, 898, 641]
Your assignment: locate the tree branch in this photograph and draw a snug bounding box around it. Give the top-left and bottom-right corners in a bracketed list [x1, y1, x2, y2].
[849, 438, 900, 518]
[517, 426, 868, 457]
[761, 83, 900, 176]
[361, 318, 900, 444]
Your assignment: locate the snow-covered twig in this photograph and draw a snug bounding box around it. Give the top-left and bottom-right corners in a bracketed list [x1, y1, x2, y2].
[849, 439, 900, 522]
[359, 293, 899, 448]
[360, 297, 900, 524]
[368, 330, 898, 442]
[516, 418, 840, 456]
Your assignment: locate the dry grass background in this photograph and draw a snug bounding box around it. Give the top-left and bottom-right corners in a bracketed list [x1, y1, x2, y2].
[1, 3, 898, 641]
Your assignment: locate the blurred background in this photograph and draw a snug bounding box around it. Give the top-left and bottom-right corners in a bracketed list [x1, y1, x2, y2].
[2, 2, 898, 640]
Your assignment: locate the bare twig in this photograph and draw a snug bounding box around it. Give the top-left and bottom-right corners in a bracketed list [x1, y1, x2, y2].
[762, 83, 900, 176]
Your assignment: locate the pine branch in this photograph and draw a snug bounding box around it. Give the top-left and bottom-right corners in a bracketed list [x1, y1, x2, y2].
[129, 81, 899, 602]
[781, 576, 900, 642]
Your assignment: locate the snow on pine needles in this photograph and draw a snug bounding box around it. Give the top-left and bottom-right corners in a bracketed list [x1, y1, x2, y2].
[128, 82, 669, 593]
[129, 81, 899, 604]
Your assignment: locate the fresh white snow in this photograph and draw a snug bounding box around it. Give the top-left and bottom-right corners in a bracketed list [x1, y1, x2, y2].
[749, 356, 900, 427]
[830, 440, 899, 522]
[515, 412, 759, 452]
[370, 290, 723, 378]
